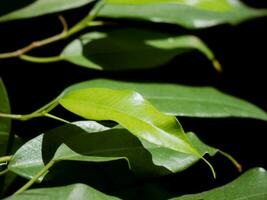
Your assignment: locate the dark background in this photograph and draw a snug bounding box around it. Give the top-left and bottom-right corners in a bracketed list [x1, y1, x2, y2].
[0, 1, 266, 199]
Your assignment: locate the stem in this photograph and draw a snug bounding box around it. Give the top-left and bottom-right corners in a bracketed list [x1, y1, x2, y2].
[0, 156, 12, 163]
[0, 16, 68, 59]
[66, 0, 105, 37]
[0, 113, 22, 120]
[44, 113, 70, 124]
[202, 157, 216, 179]
[0, 169, 8, 176]
[0, 1, 105, 60]
[20, 55, 63, 63]
[219, 150, 242, 172]
[33, 98, 59, 114]
[14, 160, 55, 195]
[212, 59, 223, 73]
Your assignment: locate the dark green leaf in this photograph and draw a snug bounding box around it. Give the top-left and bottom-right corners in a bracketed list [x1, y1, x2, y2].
[8, 121, 124, 181]
[0, 78, 11, 155]
[171, 167, 267, 200]
[0, 0, 95, 23]
[99, 0, 267, 29]
[6, 183, 120, 200]
[60, 28, 217, 70]
[8, 121, 217, 180]
[64, 79, 267, 121]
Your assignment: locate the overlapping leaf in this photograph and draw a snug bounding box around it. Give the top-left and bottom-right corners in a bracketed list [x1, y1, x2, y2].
[8, 121, 217, 180]
[99, 0, 267, 29]
[6, 183, 120, 200]
[59, 88, 198, 156]
[0, 0, 95, 23]
[61, 28, 217, 70]
[171, 168, 267, 200]
[64, 79, 267, 121]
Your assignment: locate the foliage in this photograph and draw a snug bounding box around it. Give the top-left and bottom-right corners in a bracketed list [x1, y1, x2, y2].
[0, 0, 266, 199]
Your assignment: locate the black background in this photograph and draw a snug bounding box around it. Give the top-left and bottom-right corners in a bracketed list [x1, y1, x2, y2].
[0, 1, 266, 199]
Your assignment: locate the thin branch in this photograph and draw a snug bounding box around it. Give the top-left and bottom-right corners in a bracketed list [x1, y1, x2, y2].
[0, 168, 9, 176]
[0, 15, 68, 59]
[14, 160, 55, 195]
[0, 155, 12, 163]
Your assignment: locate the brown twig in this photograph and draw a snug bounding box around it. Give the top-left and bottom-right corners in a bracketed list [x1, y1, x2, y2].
[0, 15, 68, 59]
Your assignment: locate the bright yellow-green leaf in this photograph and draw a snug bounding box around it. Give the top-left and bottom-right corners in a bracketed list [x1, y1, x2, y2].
[60, 88, 199, 157]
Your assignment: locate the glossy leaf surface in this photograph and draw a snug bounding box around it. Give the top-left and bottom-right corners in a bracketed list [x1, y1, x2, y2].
[99, 0, 267, 29]
[64, 79, 267, 121]
[8, 121, 217, 180]
[0, 0, 95, 22]
[171, 168, 267, 200]
[61, 28, 216, 70]
[60, 88, 199, 156]
[6, 183, 120, 200]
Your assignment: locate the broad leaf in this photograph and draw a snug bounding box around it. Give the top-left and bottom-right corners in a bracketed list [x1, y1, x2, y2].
[59, 88, 199, 157]
[99, 0, 267, 29]
[0, 78, 11, 155]
[171, 167, 267, 200]
[60, 28, 217, 70]
[8, 121, 217, 180]
[8, 121, 124, 181]
[64, 79, 267, 121]
[0, 0, 95, 23]
[6, 183, 120, 200]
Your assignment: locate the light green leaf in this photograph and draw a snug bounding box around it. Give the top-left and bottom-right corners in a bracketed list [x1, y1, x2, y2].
[171, 167, 267, 200]
[59, 88, 199, 157]
[64, 79, 267, 121]
[99, 0, 267, 29]
[6, 183, 120, 200]
[8, 121, 218, 180]
[60, 28, 218, 71]
[0, 0, 95, 23]
[0, 78, 11, 155]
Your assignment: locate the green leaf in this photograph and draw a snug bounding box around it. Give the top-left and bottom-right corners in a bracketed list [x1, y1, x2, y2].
[60, 28, 218, 70]
[170, 167, 267, 200]
[6, 183, 120, 200]
[8, 121, 217, 180]
[0, 0, 95, 23]
[99, 0, 267, 29]
[59, 88, 199, 157]
[8, 121, 124, 181]
[64, 79, 267, 121]
[0, 78, 11, 155]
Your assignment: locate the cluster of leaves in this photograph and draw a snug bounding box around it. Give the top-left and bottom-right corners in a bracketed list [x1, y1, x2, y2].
[0, 0, 267, 199]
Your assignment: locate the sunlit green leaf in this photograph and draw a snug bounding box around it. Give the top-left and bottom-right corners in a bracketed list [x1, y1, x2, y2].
[8, 121, 217, 180]
[64, 79, 267, 121]
[99, 0, 267, 29]
[0, 0, 95, 23]
[171, 168, 267, 200]
[6, 183, 120, 200]
[61, 28, 217, 70]
[60, 88, 199, 157]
